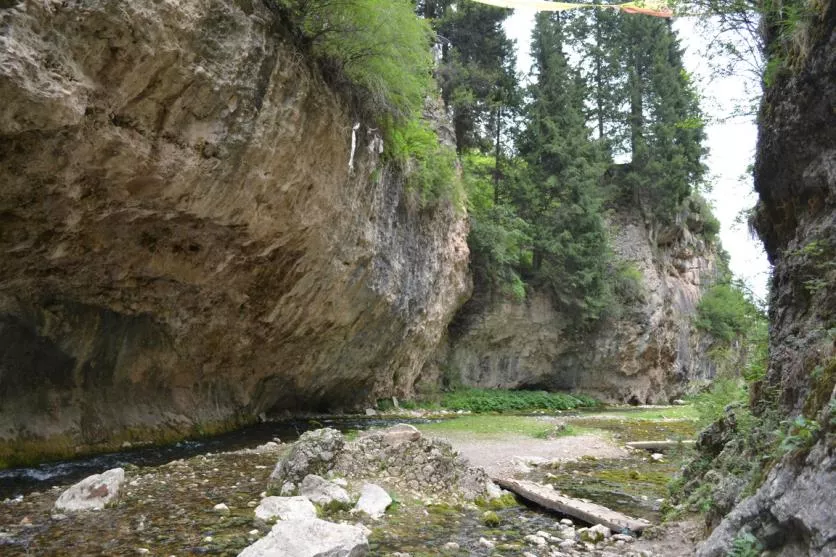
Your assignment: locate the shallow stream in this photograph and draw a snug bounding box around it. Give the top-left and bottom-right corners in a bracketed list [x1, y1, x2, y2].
[0, 409, 699, 556]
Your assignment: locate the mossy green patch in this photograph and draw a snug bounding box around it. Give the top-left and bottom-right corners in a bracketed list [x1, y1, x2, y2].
[482, 510, 500, 527]
[416, 415, 591, 439]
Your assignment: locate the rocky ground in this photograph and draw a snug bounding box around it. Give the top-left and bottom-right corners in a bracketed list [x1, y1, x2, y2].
[0, 408, 706, 556]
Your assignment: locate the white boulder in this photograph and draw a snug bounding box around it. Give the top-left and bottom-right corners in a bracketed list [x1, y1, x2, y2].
[352, 483, 392, 519]
[238, 518, 368, 557]
[54, 468, 125, 512]
[300, 474, 351, 506]
[255, 496, 317, 521]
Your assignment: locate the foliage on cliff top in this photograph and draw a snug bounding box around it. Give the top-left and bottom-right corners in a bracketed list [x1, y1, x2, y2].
[278, 0, 433, 122]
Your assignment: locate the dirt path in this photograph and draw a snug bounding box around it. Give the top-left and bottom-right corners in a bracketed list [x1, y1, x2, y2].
[433, 432, 629, 478]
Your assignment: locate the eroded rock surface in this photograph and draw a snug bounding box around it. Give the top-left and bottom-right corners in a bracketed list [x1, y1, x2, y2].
[697, 3, 836, 555]
[442, 203, 717, 403]
[238, 518, 368, 557]
[269, 426, 497, 502]
[0, 0, 469, 462]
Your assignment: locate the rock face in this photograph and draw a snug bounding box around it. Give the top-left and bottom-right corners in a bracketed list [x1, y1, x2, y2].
[54, 467, 125, 512]
[697, 5, 836, 556]
[269, 426, 497, 502]
[0, 0, 469, 462]
[442, 203, 717, 403]
[238, 518, 368, 557]
[269, 428, 344, 495]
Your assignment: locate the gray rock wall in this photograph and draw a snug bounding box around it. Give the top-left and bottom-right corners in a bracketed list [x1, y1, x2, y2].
[443, 204, 717, 403]
[0, 0, 469, 462]
[697, 3, 836, 555]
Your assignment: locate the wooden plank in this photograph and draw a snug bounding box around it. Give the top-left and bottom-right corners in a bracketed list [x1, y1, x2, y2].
[495, 478, 651, 533]
[626, 440, 695, 451]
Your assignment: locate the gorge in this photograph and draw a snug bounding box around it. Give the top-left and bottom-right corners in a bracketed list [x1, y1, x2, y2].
[0, 0, 834, 555]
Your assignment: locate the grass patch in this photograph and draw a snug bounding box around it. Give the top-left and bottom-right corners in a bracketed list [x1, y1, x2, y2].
[431, 389, 598, 413]
[415, 415, 590, 439]
[585, 405, 699, 421]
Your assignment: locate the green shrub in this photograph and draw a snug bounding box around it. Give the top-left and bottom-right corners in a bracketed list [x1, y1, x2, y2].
[438, 389, 598, 413]
[695, 284, 758, 343]
[729, 531, 763, 557]
[387, 119, 463, 207]
[281, 0, 433, 121]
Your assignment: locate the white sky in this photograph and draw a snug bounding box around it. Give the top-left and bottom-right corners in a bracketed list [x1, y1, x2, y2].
[502, 9, 772, 303]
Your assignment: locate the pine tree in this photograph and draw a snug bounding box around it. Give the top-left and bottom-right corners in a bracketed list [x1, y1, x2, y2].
[435, 3, 519, 154]
[516, 13, 613, 321]
[567, 12, 707, 225]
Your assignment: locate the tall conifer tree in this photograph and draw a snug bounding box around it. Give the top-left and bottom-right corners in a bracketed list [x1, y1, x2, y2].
[517, 13, 612, 321]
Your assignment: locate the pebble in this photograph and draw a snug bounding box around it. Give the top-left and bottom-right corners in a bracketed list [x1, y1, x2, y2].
[478, 537, 495, 549]
[203, 536, 213, 543]
[443, 542, 460, 550]
[248, 529, 259, 536]
[136, 549, 150, 555]
[650, 453, 664, 462]
[212, 503, 230, 514]
[560, 518, 574, 526]
[524, 534, 547, 546]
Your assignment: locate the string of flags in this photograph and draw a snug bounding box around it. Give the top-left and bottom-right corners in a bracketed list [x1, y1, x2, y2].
[469, 0, 675, 18]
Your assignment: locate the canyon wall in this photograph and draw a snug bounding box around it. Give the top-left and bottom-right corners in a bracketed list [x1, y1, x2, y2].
[0, 0, 469, 464]
[441, 202, 718, 404]
[697, 4, 836, 555]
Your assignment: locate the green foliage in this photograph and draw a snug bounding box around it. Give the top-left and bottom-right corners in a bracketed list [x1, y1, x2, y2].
[729, 531, 763, 557]
[387, 119, 462, 207]
[692, 378, 749, 427]
[434, 2, 520, 152]
[438, 388, 598, 413]
[775, 415, 821, 458]
[280, 0, 433, 122]
[696, 283, 761, 343]
[481, 510, 501, 527]
[613, 262, 647, 305]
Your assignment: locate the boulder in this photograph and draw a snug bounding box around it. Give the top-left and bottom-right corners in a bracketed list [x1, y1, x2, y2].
[238, 518, 368, 557]
[352, 483, 392, 519]
[255, 496, 317, 521]
[269, 428, 345, 493]
[54, 468, 126, 512]
[300, 475, 351, 506]
[380, 424, 421, 447]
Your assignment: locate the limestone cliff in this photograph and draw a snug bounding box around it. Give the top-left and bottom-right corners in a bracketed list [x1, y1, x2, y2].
[440, 200, 718, 404]
[696, 3, 836, 555]
[0, 0, 469, 464]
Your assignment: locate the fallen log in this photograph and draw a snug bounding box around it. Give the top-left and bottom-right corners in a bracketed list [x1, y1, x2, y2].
[625, 440, 695, 451]
[495, 478, 651, 533]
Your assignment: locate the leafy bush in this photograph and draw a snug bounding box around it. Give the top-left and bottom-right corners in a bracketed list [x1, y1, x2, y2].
[696, 283, 760, 343]
[613, 262, 646, 305]
[462, 152, 532, 297]
[387, 119, 462, 207]
[438, 389, 598, 413]
[280, 0, 433, 122]
[729, 532, 763, 557]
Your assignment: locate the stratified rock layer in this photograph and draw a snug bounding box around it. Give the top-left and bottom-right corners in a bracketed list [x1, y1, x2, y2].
[698, 4, 835, 556]
[0, 1, 469, 462]
[442, 203, 717, 403]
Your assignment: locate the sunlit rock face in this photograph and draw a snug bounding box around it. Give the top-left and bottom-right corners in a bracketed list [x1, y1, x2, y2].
[440, 203, 718, 404]
[0, 0, 469, 462]
[697, 5, 836, 556]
